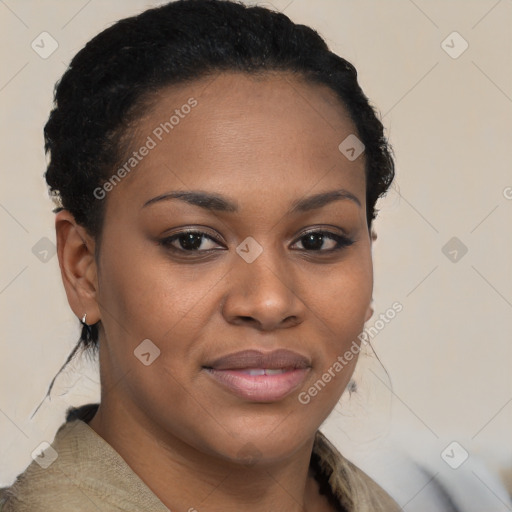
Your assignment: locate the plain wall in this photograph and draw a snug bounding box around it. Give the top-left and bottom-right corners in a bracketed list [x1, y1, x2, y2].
[1, 0, 511, 495]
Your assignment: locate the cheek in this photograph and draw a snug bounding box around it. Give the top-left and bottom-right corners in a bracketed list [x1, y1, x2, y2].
[95, 239, 225, 393]
[306, 253, 373, 328]
[304, 253, 373, 383]
[97, 240, 206, 338]
[95, 244, 209, 409]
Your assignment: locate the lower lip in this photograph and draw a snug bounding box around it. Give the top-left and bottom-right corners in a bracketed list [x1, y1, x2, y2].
[204, 368, 310, 402]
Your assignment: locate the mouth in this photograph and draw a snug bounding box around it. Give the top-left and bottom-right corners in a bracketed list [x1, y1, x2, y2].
[203, 349, 311, 402]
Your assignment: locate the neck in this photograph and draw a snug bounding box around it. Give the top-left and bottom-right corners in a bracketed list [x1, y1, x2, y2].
[87, 399, 333, 512]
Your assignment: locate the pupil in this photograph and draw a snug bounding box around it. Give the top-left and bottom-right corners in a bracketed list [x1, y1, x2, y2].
[180, 233, 202, 250]
[303, 233, 323, 250]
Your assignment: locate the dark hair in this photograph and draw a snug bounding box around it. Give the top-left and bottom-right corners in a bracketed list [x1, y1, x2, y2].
[36, 0, 394, 414]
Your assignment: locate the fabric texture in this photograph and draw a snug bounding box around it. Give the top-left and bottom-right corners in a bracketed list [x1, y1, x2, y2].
[0, 403, 400, 511]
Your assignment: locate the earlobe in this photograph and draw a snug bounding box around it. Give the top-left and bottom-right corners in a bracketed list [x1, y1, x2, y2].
[365, 303, 374, 322]
[55, 210, 100, 324]
[365, 229, 377, 323]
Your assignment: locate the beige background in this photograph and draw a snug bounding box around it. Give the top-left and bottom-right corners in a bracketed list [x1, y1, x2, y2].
[1, 0, 511, 506]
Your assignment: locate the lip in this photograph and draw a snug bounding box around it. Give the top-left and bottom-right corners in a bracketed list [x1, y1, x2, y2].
[205, 349, 311, 371]
[203, 349, 311, 402]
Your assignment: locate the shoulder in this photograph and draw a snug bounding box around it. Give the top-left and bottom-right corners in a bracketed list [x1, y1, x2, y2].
[0, 420, 102, 511]
[0, 487, 9, 511]
[0, 405, 169, 512]
[313, 431, 401, 512]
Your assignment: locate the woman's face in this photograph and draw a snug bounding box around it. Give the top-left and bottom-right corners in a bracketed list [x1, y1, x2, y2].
[90, 72, 373, 462]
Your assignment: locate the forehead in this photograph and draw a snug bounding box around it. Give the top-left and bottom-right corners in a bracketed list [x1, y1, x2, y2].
[105, 71, 366, 216]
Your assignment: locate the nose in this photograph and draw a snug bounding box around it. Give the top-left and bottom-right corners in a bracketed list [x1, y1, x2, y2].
[221, 248, 306, 331]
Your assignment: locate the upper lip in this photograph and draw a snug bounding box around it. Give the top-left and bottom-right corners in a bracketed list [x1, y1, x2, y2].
[204, 349, 311, 371]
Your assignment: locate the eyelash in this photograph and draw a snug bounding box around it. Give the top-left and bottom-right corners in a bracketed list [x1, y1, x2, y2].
[158, 228, 355, 256]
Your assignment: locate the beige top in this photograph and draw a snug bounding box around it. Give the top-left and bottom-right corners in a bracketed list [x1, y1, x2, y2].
[0, 405, 400, 511]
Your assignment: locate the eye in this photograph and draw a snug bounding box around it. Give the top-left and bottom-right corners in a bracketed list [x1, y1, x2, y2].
[291, 230, 355, 252]
[159, 230, 224, 253]
[159, 228, 354, 256]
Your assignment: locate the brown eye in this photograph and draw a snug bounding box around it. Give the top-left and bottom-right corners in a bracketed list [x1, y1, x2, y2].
[160, 230, 223, 252]
[292, 231, 354, 252]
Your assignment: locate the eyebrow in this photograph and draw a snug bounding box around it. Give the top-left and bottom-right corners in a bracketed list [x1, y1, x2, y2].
[142, 188, 361, 213]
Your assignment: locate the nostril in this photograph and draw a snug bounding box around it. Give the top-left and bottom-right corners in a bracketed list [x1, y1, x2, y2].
[284, 315, 300, 326]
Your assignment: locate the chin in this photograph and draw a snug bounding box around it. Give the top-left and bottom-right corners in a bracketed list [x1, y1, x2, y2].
[191, 409, 320, 467]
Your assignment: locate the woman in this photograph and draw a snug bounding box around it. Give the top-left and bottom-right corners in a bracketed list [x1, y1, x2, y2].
[0, 0, 400, 510]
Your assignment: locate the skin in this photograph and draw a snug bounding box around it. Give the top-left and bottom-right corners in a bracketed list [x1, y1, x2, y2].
[56, 71, 374, 512]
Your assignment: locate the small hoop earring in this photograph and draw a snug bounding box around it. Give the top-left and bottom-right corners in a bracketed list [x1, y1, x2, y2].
[79, 313, 97, 344]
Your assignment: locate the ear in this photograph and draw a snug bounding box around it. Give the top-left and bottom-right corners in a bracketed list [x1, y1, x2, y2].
[55, 210, 100, 324]
[364, 228, 377, 322]
[365, 301, 374, 322]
